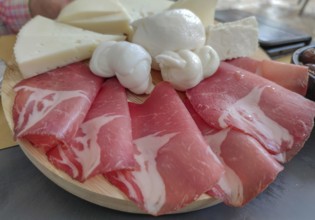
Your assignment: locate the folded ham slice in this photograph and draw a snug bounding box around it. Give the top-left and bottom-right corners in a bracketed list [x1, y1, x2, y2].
[105, 82, 224, 215]
[186, 62, 315, 160]
[47, 78, 135, 181]
[13, 62, 103, 152]
[185, 100, 283, 206]
[227, 57, 309, 96]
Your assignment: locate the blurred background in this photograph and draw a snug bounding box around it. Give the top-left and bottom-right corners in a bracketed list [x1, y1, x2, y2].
[216, 0, 315, 40]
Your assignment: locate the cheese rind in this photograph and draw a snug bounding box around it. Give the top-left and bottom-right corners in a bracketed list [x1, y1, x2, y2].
[170, 0, 218, 27]
[14, 16, 125, 79]
[206, 16, 259, 60]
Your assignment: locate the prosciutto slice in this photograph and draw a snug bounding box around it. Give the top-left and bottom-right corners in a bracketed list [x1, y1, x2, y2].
[227, 57, 309, 96]
[105, 82, 224, 215]
[47, 78, 135, 181]
[186, 62, 315, 159]
[227, 57, 260, 73]
[185, 100, 283, 206]
[13, 62, 103, 152]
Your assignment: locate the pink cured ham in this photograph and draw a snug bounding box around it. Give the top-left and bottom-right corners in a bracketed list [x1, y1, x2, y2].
[47, 78, 135, 181]
[227, 57, 260, 73]
[13, 62, 103, 152]
[206, 130, 284, 206]
[105, 82, 224, 215]
[258, 59, 308, 96]
[186, 62, 315, 160]
[227, 57, 309, 96]
[185, 100, 283, 206]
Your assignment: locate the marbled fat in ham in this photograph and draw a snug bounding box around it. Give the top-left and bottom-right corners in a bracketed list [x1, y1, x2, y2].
[13, 62, 103, 152]
[105, 82, 224, 215]
[227, 57, 309, 96]
[47, 78, 135, 181]
[186, 62, 315, 160]
[185, 100, 283, 206]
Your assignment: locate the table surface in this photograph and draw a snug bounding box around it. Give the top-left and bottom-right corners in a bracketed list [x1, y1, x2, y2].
[1, 130, 315, 220]
[1, 35, 314, 219]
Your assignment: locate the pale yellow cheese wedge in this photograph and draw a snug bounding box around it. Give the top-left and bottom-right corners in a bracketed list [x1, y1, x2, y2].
[60, 12, 133, 36]
[57, 0, 126, 21]
[57, 0, 132, 36]
[170, 0, 218, 27]
[14, 16, 125, 79]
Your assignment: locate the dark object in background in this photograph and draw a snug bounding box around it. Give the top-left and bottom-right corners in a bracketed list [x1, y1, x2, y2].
[292, 45, 315, 101]
[299, 48, 315, 64]
[215, 9, 312, 58]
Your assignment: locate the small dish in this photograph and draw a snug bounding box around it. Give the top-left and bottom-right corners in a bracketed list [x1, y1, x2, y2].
[291, 44, 315, 100]
[291, 44, 315, 65]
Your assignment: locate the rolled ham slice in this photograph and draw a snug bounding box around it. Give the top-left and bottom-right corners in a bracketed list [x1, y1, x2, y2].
[13, 62, 103, 152]
[227, 57, 309, 96]
[47, 78, 135, 181]
[185, 100, 283, 206]
[105, 82, 224, 216]
[186, 62, 315, 160]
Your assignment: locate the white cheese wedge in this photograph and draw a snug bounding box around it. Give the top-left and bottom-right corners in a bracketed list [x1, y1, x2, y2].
[170, 0, 218, 27]
[119, 0, 174, 22]
[57, 0, 132, 36]
[206, 16, 259, 60]
[14, 16, 125, 79]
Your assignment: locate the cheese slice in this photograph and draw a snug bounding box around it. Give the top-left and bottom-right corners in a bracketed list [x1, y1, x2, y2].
[57, 0, 126, 21]
[170, 0, 218, 27]
[57, 0, 132, 36]
[206, 16, 259, 60]
[119, 0, 174, 21]
[57, 0, 173, 36]
[60, 12, 133, 36]
[14, 16, 125, 79]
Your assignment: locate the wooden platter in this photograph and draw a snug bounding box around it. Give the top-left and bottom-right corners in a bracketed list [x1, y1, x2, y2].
[1, 47, 269, 214]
